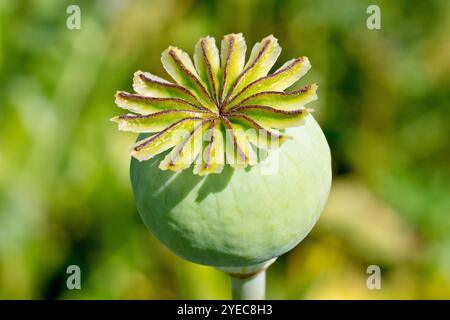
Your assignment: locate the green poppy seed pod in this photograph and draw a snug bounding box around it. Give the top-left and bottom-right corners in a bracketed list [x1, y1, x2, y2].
[113, 34, 332, 298]
[131, 114, 331, 267]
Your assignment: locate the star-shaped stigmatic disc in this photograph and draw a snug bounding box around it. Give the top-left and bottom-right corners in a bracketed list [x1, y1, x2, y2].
[112, 34, 318, 176]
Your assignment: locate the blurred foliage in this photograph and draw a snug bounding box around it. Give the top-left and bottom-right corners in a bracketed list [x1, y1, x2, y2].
[0, 0, 449, 299]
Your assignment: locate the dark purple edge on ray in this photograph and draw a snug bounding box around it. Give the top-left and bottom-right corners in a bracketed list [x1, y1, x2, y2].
[203, 119, 217, 169]
[116, 91, 210, 112]
[224, 38, 272, 103]
[223, 57, 305, 108]
[226, 114, 283, 140]
[219, 36, 235, 110]
[168, 49, 216, 106]
[133, 117, 203, 151]
[221, 116, 248, 162]
[117, 109, 206, 120]
[228, 104, 307, 116]
[200, 39, 219, 106]
[229, 84, 313, 109]
[137, 72, 210, 111]
[169, 119, 211, 167]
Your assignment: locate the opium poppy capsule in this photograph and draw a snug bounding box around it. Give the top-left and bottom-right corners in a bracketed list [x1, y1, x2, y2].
[112, 34, 332, 299]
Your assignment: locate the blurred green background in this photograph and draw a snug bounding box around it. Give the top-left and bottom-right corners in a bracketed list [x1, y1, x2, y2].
[1, 0, 449, 299]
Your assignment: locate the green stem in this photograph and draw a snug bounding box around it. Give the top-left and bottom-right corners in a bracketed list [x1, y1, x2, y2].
[230, 271, 266, 300]
[216, 258, 276, 300]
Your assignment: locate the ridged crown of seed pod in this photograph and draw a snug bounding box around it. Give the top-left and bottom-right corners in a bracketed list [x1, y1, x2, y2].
[112, 34, 318, 175]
